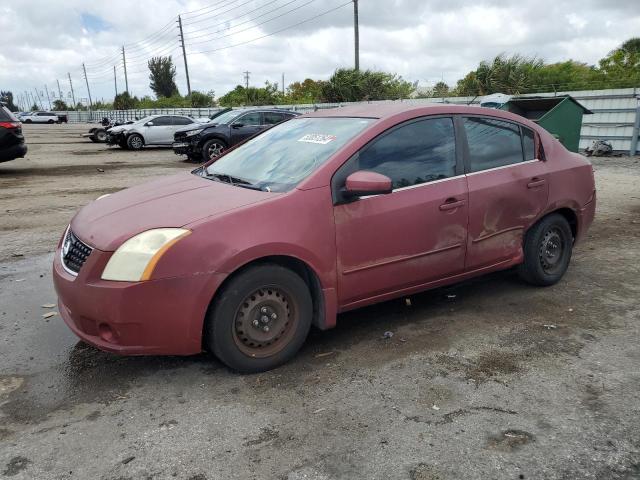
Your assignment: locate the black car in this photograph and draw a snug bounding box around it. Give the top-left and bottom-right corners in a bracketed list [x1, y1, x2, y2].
[172, 108, 299, 162]
[0, 105, 27, 163]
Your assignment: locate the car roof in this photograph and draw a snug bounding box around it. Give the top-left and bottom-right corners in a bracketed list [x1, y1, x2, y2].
[300, 102, 535, 124]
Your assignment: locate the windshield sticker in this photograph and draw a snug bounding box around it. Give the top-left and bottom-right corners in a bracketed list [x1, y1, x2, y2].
[298, 134, 337, 145]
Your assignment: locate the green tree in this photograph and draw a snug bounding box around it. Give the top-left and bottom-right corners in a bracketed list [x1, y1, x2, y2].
[113, 91, 138, 110]
[52, 99, 69, 110]
[30, 103, 39, 111]
[188, 90, 215, 107]
[286, 79, 325, 103]
[528, 60, 600, 92]
[598, 38, 640, 87]
[320, 68, 415, 102]
[218, 82, 280, 107]
[455, 54, 543, 96]
[0, 91, 18, 111]
[432, 81, 450, 97]
[148, 56, 179, 98]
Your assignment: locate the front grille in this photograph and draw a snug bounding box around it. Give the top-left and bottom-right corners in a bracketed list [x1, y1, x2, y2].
[62, 229, 93, 274]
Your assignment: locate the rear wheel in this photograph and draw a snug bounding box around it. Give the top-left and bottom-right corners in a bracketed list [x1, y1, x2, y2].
[205, 264, 312, 373]
[127, 133, 144, 150]
[518, 213, 573, 286]
[47, 119, 54, 124]
[25, 119, 32, 124]
[202, 138, 227, 162]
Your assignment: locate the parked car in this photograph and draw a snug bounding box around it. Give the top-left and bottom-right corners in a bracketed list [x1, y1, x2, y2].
[20, 111, 60, 124]
[53, 104, 596, 373]
[82, 118, 135, 143]
[0, 105, 27, 163]
[173, 108, 299, 162]
[106, 114, 198, 150]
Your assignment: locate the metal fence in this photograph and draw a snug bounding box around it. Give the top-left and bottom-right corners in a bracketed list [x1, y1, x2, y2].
[63, 87, 640, 155]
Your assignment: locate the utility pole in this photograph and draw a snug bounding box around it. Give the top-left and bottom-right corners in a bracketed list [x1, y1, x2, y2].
[113, 65, 118, 97]
[56, 79, 64, 102]
[353, 0, 359, 71]
[282, 73, 285, 96]
[177, 15, 192, 96]
[82, 63, 93, 108]
[122, 46, 129, 93]
[32, 89, 41, 110]
[243, 71, 250, 105]
[68, 73, 76, 108]
[44, 84, 51, 110]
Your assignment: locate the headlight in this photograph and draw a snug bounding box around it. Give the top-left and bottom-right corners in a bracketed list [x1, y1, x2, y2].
[101, 228, 191, 281]
[184, 128, 204, 137]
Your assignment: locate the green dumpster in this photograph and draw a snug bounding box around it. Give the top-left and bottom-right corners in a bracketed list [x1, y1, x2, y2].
[501, 95, 592, 152]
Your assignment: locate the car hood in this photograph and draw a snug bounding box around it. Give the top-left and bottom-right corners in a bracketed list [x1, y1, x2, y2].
[175, 122, 222, 134]
[71, 172, 273, 251]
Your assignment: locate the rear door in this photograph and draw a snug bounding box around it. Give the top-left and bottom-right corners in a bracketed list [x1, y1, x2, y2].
[333, 116, 468, 307]
[229, 111, 263, 144]
[462, 116, 549, 270]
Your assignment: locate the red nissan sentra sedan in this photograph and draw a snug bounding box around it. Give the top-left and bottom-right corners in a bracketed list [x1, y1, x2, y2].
[53, 104, 596, 372]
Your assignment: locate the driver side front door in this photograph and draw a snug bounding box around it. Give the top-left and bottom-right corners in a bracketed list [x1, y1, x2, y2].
[230, 112, 264, 144]
[333, 116, 469, 309]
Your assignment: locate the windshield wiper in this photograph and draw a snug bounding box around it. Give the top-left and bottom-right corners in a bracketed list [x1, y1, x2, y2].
[205, 172, 264, 191]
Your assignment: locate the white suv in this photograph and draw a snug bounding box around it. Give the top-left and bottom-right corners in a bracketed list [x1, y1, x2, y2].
[106, 115, 197, 150]
[20, 112, 60, 124]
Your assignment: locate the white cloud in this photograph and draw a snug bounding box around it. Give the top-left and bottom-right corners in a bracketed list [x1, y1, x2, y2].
[2, 0, 639, 107]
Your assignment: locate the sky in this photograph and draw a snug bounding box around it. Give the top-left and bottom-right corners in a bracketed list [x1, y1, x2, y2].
[1, 0, 639, 108]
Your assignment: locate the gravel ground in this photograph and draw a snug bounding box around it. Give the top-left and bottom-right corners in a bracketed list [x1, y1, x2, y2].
[0, 123, 639, 480]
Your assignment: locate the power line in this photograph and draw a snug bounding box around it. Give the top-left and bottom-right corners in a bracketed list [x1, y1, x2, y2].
[184, 0, 283, 39]
[186, 0, 318, 46]
[181, 0, 241, 18]
[182, 0, 250, 25]
[189, 1, 352, 55]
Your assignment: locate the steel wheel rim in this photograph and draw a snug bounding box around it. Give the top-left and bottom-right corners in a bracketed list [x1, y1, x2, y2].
[232, 286, 298, 358]
[207, 142, 224, 159]
[539, 227, 565, 274]
[130, 136, 142, 149]
[97, 131, 107, 141]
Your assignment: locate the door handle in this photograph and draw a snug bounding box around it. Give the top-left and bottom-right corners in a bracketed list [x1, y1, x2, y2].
[527, 178, 546, 189]
[439, 198, 465, 211]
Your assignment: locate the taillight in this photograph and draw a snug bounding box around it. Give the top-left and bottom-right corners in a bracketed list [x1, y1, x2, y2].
[0, 121, 20, 129]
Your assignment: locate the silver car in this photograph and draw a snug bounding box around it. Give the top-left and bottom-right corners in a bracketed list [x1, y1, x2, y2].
[106, 115, 197, 150]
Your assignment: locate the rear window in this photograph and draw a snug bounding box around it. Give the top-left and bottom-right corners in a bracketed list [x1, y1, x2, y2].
[0, 106, 19, 121]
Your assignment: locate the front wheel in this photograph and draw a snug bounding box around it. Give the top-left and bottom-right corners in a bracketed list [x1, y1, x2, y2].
[47, 119, 54, 124]
[202, 138, 227, 162]
[95, 130, 108, 142]
[127, 133, 144, 150]
[518, 213, 573, 286]
[205, 264, 312, 373]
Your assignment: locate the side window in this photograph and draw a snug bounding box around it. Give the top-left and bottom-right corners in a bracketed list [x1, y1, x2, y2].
[263, 112, 285, 125]
[174, 117, 193, 125]
[152, 116, 171, 126]
[238, 112, 262, 126]
[463, 117, 523, 172]
[357, 117, 457, 189]
[522, 127, 535, 161]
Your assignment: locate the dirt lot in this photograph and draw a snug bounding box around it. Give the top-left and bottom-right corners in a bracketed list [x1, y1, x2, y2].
[1, 123, 639, 480]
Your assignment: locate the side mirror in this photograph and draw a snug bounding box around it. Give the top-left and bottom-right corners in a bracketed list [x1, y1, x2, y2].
[145, 121, 154, 126]
[231, 122, 244, 128]
[344, 171, 393, 197]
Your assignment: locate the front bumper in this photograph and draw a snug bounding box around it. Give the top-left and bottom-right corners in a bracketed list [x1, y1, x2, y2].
[0, 143, 27, 162]
[172, 138, 200, 156]
[106, 132, 125, 146]
[53, 240, 226, 355]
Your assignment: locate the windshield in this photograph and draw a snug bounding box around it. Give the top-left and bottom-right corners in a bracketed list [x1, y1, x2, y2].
[208, 110, 245, 125]
[202, 117, 374, 192]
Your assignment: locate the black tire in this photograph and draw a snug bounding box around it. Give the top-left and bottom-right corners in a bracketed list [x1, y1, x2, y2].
[89, 136, 99, 143]
[518, 213, 573, 286]
[202, 138, 227, 162]
[127, 133, 144, 150]
[47, 119, 54, 124]
[205, 264, 312, 373]
[24, 119, 32, 124]
[95, 130, 107, 142]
